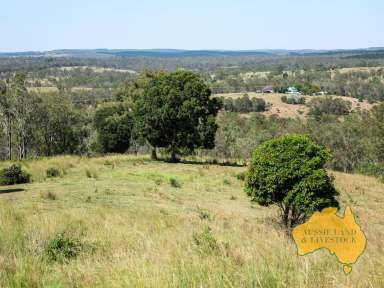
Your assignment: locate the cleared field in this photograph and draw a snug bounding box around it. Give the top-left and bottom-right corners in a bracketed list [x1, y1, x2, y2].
[337, 66, 384, 73]
[215, 92, 375, 119]
[57, 66, 136, 74]
[27, 86, 59, 93]
[27, 87, 113, 93]
[0, 155, 382, 287]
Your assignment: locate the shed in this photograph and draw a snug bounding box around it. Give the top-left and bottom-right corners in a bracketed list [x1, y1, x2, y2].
[262, 85, 274, 93]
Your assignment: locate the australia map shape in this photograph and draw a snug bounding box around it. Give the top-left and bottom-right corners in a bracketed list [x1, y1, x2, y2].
[292, 207, 366, 274]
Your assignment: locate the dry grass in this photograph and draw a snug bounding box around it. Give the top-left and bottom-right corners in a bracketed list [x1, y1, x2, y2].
[0, 155, 382, 287]
[27, 86, 59, 93]
[336, 66, 384, 74]
[216, 92, 375, 119]
[57, 66, 136, 74]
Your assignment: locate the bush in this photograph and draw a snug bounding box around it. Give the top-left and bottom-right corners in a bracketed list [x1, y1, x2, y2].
[224, 95, 266, 113]
[244, 134, 339, 228]
[85, 167, 98, 179]
[44, 232, 83, 263]
[307, 97, 352, 119]
[169, 178, 181, 188]
[281, 95, 306, 105]
[357, 163, 384, 181]
[46, 167, 61, 178]
[0, 164, 31, 185]
[193, 226, 220, 255]
[251, 98, 267, 112]
[41, 191, 57, 200]
[235, 171, 246, 181]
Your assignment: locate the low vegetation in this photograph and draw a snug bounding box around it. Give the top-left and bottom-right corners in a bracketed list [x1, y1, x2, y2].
[0, 164, 31, 185]
[0, 155, 382, 287]
[222, 94, 267, 112]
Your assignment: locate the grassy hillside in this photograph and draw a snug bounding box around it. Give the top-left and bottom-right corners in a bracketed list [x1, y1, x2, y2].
[0, 155, 382, 287]
[216, 93, 375, 119]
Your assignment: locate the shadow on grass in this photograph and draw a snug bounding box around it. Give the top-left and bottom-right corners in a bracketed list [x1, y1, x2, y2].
[161, 158, 246, 167]
[0, 188, 25, 194]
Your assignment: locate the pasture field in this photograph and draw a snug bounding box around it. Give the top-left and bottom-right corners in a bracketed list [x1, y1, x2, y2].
[0, 155, 382, 287]
[215, 92, 375, 119]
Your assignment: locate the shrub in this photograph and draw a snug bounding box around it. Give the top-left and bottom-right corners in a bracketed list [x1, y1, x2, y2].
[85, 168, 98, 179]
[0, 164, 31, 185]
[198, 209, 211, 220]
[193, 226, 220, 255]
[251, 98, 267, 112]
[223, 178, 231, 185]
[235, 171, 246, 181]
[244, 134, 339, 228]
[46, 167, 61, 178]
[169, 178, 181, 188]
[281, 95, 306, 105]
[41, 191, 57, 200]
[44, 232, 83, 263]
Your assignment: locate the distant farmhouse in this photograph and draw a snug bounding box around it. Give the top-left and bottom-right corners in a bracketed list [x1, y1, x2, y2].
[287, 87, 300, 94]
[262, 85, 274, 93]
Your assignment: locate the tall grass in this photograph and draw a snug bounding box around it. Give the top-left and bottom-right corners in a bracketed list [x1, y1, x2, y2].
[0, 155, 382, 287]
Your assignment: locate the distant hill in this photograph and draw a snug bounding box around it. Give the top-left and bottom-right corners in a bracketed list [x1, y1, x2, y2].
[1, 48, 384, 58]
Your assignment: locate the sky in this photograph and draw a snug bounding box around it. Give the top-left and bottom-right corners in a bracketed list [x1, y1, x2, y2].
[2, 0, 384, 52]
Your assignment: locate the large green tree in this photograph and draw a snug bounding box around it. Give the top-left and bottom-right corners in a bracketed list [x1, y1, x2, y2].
[94, 102, 133, 153]
[244, 134, 339, 228]
[133, 70, 222, 162]
[31, 92, 90, 156]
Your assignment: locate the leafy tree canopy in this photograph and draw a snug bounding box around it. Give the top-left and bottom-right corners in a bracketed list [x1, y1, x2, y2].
[94, 102, 133, 153]
[244, 134, 339, 227]
[133, 70, 222, 161]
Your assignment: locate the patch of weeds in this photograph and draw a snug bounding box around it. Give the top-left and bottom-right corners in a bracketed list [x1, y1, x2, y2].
[193, 226, 220, 255]
[41, 191, 57, 201]
[259, 269, 279, 288]
[44, 232, 84, 263]
[235, 171, 246, 181]
[223, 178, 231, 185]
[169, 178, 181, 188]
[104, 160, 116, 169]
[230, 195, 238, 200]
[85, 169, 92, 178]
[154, 178, 163, 185]
[346, 193, 357, 205]
[198, 209, 211, 220]
[46, 167, 61, 178]
[104, 188, 113, 195]
[85, 196, 92, 203]
[85, 168, 98, 179]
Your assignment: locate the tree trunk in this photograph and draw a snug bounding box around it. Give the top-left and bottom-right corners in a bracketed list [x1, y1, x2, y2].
[279, 204, 290, 228]
[7, 117, 12, 160]
[151, 146, 158, 160]
[170, 129, 178, 163]
[170, 146, 177, 163]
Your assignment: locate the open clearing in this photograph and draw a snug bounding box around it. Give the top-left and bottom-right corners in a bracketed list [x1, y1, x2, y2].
[215, 92, 375, 119]
[0, 155, 382, 287]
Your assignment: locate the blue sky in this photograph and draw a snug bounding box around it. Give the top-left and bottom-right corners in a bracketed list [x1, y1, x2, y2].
[2, 0, 383, 52]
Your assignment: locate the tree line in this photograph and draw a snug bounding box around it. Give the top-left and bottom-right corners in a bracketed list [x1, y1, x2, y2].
[0, 70, 383, 181]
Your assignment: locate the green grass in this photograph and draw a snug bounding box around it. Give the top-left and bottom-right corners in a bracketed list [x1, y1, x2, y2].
[0, 155, 382, 287]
